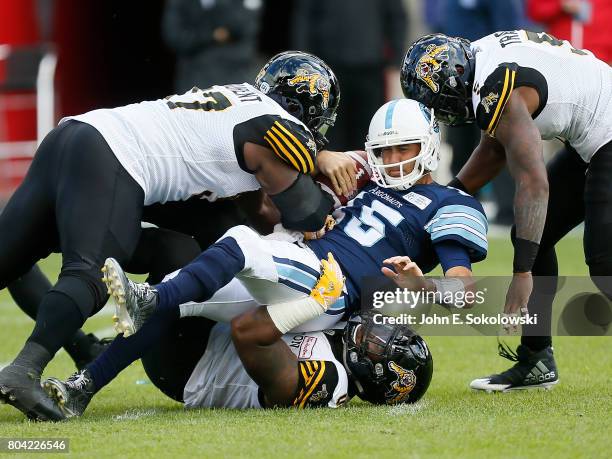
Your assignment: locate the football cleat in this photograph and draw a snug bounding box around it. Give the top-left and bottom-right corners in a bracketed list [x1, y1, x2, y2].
[43, 369, 96, 418]
[71, 334, 113, 371]
[102, 258, 158, 336]
[0, 364, 65, 421]
[470, 342, 559, 392]
[310, 252, 344, 310]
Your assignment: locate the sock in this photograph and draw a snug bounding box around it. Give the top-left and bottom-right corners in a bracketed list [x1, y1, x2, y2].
[12, 341, 53, 375]
[521, 336, 552, 353]
[27, 291, 85, 357]
[155, 237, 245, 311]
[86, 306, 179, 392]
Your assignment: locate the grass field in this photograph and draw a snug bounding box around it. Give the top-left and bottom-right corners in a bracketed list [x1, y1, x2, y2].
[0, 235, 610, 458]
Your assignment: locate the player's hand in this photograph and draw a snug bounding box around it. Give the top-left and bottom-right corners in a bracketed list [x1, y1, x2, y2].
[316, 150, 358, 197]
[503, 272, 533, 333]
[310, 252, 345, 310]
[303, 215, 336, 240]
[382, 256, 427, 291]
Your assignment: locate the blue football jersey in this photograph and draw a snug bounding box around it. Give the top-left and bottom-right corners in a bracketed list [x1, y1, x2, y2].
[307, 182, 488, 309]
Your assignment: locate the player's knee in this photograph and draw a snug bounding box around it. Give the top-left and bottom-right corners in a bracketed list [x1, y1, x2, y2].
[221, 225, 259, 247]
[54, 266, 108, 318]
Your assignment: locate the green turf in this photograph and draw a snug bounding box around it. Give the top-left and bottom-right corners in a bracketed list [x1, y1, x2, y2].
[0, 236, 609, 458]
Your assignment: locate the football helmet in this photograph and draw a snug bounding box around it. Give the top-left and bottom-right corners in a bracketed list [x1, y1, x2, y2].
[343, 311, 433, 405]
[365, 99, 440, 191]
[400, 34, 475, 126]
[255, 51, 340, 149]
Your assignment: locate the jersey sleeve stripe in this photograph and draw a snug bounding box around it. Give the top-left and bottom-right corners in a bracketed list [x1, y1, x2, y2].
[486, 67, 516, 136]
[275, 264, 318, 289]
[298, 361, 326, 408]
[431, 226, 488, 251]
[274, 121, 315, 173]
[270, 126, 308, 173]
[425, 205, 488, 232]
[428, 217, 487, 240]
[264, 134, 301, 171]
[272, 256, 321, 278]
[430, 223, 487, 243]
[426, 212, 487, 233]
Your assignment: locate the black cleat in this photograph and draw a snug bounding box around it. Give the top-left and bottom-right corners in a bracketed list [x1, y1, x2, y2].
[72, 334, 113, 370]
[470, 342, 559, 392]
[102, 257, 158, 336]
[43, 369, 96, 418]
[0, 364, 65, 421]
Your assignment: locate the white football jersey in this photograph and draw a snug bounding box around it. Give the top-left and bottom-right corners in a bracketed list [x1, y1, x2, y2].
[471, 30, 612, 162]
[183, 323, 349, 409]
[62, 83, 317, 205]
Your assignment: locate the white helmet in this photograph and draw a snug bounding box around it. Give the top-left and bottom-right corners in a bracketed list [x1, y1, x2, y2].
[365, 99, 440, 191]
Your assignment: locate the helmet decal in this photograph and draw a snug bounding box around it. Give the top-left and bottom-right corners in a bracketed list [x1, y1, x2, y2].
[288, 69, 331, 109]
[385, 362, 417, 404]
[416, 44, 449, 93]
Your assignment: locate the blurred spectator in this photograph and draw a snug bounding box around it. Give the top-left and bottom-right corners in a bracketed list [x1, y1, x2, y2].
[441, 0, 525, 225]
[162, 0, 262, 93]
[527, 0, 612, 63]
[292, 0, 407, 151]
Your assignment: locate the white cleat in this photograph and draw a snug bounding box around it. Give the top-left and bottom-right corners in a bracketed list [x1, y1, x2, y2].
[102, 258, 136, 337]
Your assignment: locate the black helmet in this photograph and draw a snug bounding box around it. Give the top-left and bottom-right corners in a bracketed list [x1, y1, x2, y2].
[255, 51, 340, 149]
[400, 34, 475, 126]
[343, 311, 433, 405]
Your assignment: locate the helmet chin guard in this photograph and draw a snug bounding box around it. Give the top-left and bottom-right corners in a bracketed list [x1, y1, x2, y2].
[365, 99, 441, 191]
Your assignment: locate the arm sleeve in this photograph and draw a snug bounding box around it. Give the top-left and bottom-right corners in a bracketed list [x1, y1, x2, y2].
[433, 240, 472, 273]
[233, 115, 317, 174]
[475, 63, 518, 137]
[476, 62, 549, 136]
[425, 194, 488, 263]
[292, 360, 339, 408]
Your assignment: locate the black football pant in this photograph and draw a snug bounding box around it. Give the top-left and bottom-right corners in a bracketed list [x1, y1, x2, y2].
[140, 317, 216, 402]
[0, 120, 145, 361]
[517, 142, 612, 351]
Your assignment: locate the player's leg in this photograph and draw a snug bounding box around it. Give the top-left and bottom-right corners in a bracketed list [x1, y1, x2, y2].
[152, 225, 347, 329]
[42, 226, 205, 416]
[140, 317, 215, 402]
[142, 198, 246, 249]
[7, 265, 110, 370]
[70, 227, 342, 400]
[583, 141, 612, 299]
[0, 121, 144, 421]
[126, 227, 202, 284]
[471, 146, 586, 391]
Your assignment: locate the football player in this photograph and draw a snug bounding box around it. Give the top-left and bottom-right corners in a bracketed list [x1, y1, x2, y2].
[0, 51, 355, 421]
[36, 99, 486, 419]
[44, 307, 433, 417]
[400, 30, 612, 391]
